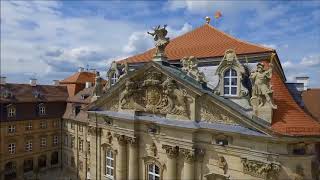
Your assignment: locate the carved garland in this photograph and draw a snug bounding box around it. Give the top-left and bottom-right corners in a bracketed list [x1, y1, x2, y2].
[200, 101, 238, 125]
[241, 158, 281, 179]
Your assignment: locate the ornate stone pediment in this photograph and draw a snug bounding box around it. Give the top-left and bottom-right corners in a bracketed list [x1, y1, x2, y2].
[99, 66, 195, 119]
[200, 100, 238, 125]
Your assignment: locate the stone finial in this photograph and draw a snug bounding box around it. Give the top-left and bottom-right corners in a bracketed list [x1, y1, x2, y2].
[205, 16, 211, 24]
[148, 25, 170, 60]
[180, 56, 207, 83]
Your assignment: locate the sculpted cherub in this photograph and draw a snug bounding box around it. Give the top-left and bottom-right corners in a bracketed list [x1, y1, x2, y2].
[250, 63, 277, 109]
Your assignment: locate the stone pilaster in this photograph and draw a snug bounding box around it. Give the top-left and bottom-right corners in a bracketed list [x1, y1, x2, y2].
[115, 134, 127, 180]
[181, 149, 195, 180]
[162, 145, 179, 180]
[127, 137, 139, 180]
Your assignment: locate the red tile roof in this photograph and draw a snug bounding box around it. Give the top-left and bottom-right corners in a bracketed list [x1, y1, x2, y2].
[60, 71, 97, 84]
[302, 89, 320, 121]
[271, 71, 320, 136]
[120, 24, 274, 63]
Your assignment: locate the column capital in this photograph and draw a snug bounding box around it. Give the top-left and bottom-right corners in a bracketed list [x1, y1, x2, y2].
[126, 136, 139, 146]
[162, 144, 179, 158]
[115, 134, 127, 145]
[195, 148, 205, 162]
[181, 148, 195, 162]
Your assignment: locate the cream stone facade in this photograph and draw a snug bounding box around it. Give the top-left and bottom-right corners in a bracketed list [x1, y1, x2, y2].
[2, 22, 320, 180]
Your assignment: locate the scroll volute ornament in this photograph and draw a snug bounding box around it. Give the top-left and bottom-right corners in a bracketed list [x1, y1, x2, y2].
[218, 156, 228, 174]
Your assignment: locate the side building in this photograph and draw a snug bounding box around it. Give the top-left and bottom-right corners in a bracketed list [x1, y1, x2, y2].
[0, 78, 68, 180]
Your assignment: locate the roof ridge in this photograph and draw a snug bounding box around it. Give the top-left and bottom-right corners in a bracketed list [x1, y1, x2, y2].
[205, 24, 274, 52]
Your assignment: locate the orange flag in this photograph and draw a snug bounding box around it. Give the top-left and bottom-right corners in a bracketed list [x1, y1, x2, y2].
[215, 11, 222, 19]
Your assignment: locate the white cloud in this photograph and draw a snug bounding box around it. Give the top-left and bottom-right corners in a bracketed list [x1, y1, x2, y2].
[260, 44, 277, 49]
[300, 55, 320, 67]
[123, 23, 193, 55]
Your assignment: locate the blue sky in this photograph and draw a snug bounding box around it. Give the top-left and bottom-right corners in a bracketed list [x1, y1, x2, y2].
[1, 1, 320, 87]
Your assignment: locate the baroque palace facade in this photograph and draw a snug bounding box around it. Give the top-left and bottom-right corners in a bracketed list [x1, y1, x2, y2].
[1, 20, 320, 180]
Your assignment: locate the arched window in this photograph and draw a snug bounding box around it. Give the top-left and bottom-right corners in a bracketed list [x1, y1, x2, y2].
[148, 163, 160, 180]
[38, 103, 46, 115]
[223, 69, 237, 96]
[4, 161, 16, 180]
[105, 149, 114, 179]
[111, 73, 117, 86]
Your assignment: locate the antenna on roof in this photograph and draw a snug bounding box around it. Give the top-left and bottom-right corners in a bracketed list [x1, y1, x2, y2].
[86, 64, 89, 71]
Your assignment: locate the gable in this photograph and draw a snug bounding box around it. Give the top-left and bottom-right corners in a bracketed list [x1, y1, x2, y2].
[88, 62, 273, 136]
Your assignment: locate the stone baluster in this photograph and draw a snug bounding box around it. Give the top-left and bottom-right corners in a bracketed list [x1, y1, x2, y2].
[127, 137, 139, 180]
[181, 149, 195, 180]
[162, 145, 179, 180]
[115, 134, 127, 180]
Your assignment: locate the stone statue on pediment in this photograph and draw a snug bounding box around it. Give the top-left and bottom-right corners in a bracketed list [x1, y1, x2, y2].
[250, 62, 277, 109]
[148, 25, 170, 58]
[180, 56, 207, 83]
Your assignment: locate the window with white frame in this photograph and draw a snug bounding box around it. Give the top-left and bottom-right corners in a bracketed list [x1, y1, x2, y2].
[63, 120, 68, 128]
[8, 125, 16, 133]
[87, 141, 91, 154]
[25, 140, 32, 152]
[105, 149, 114, 179]
[53, 120, 59, 128]
[8, 143, 16, 154]
[148, 163, 160, 180]
[40, 137, 47, 148]
[53, 135, 58, 146]
[7, 106, 16, 117]
[223, 68, 238, 96]
[111, 73, 117, 86]
[79, 124, 83, 132]
[25, 122, 32, 131]
[40, 121, 47, 129]
[39, 104, 46, 115]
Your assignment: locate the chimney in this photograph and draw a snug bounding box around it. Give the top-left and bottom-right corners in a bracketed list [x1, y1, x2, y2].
[0, 76, 6, 85]
[85, 82, 92, 88]
[30, 78, 37, 86]
[296, 76, 309, 91]
[53, 80, 60, 86]
[78, 67, 85, 72]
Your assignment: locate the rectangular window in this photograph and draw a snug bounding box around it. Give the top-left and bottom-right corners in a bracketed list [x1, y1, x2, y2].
[79, 124, 83, 132]
[105, 150, 114, 179]
[63, 121, 68, 128]
[25, 122, 32, 131]
[8, 125, 16, 133]
[40, 137, 47, 148]
[79, 139, 83, 151]
[25, 140, 32, 152]
[39, 106, 46, 115]
[8, 107, 16, 117]
[70, 122, 75, 130]
[53, 136, 58, 146]
[8, 143, 16, 154]
[64, 135, 68, 146]
[53, 120, 59, 128]
[63, 153, 68, 165]
[79, 161, 83, 171]
[71, 136, 75, 148]
[71, 156, 75, 167]
[40, 121, 47, 129]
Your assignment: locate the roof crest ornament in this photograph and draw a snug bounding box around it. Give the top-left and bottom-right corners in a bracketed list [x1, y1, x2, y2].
[147, 25, 170, 61]
[205, 16, 211, 24]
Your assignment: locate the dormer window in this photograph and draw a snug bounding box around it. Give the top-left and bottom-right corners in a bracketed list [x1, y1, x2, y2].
[7, 105, 16, 118]
[111, 73, 117, 86]
[74, 105, 81, 116]
[223, 68, 238, 96]
[38, 103, 46, 115]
